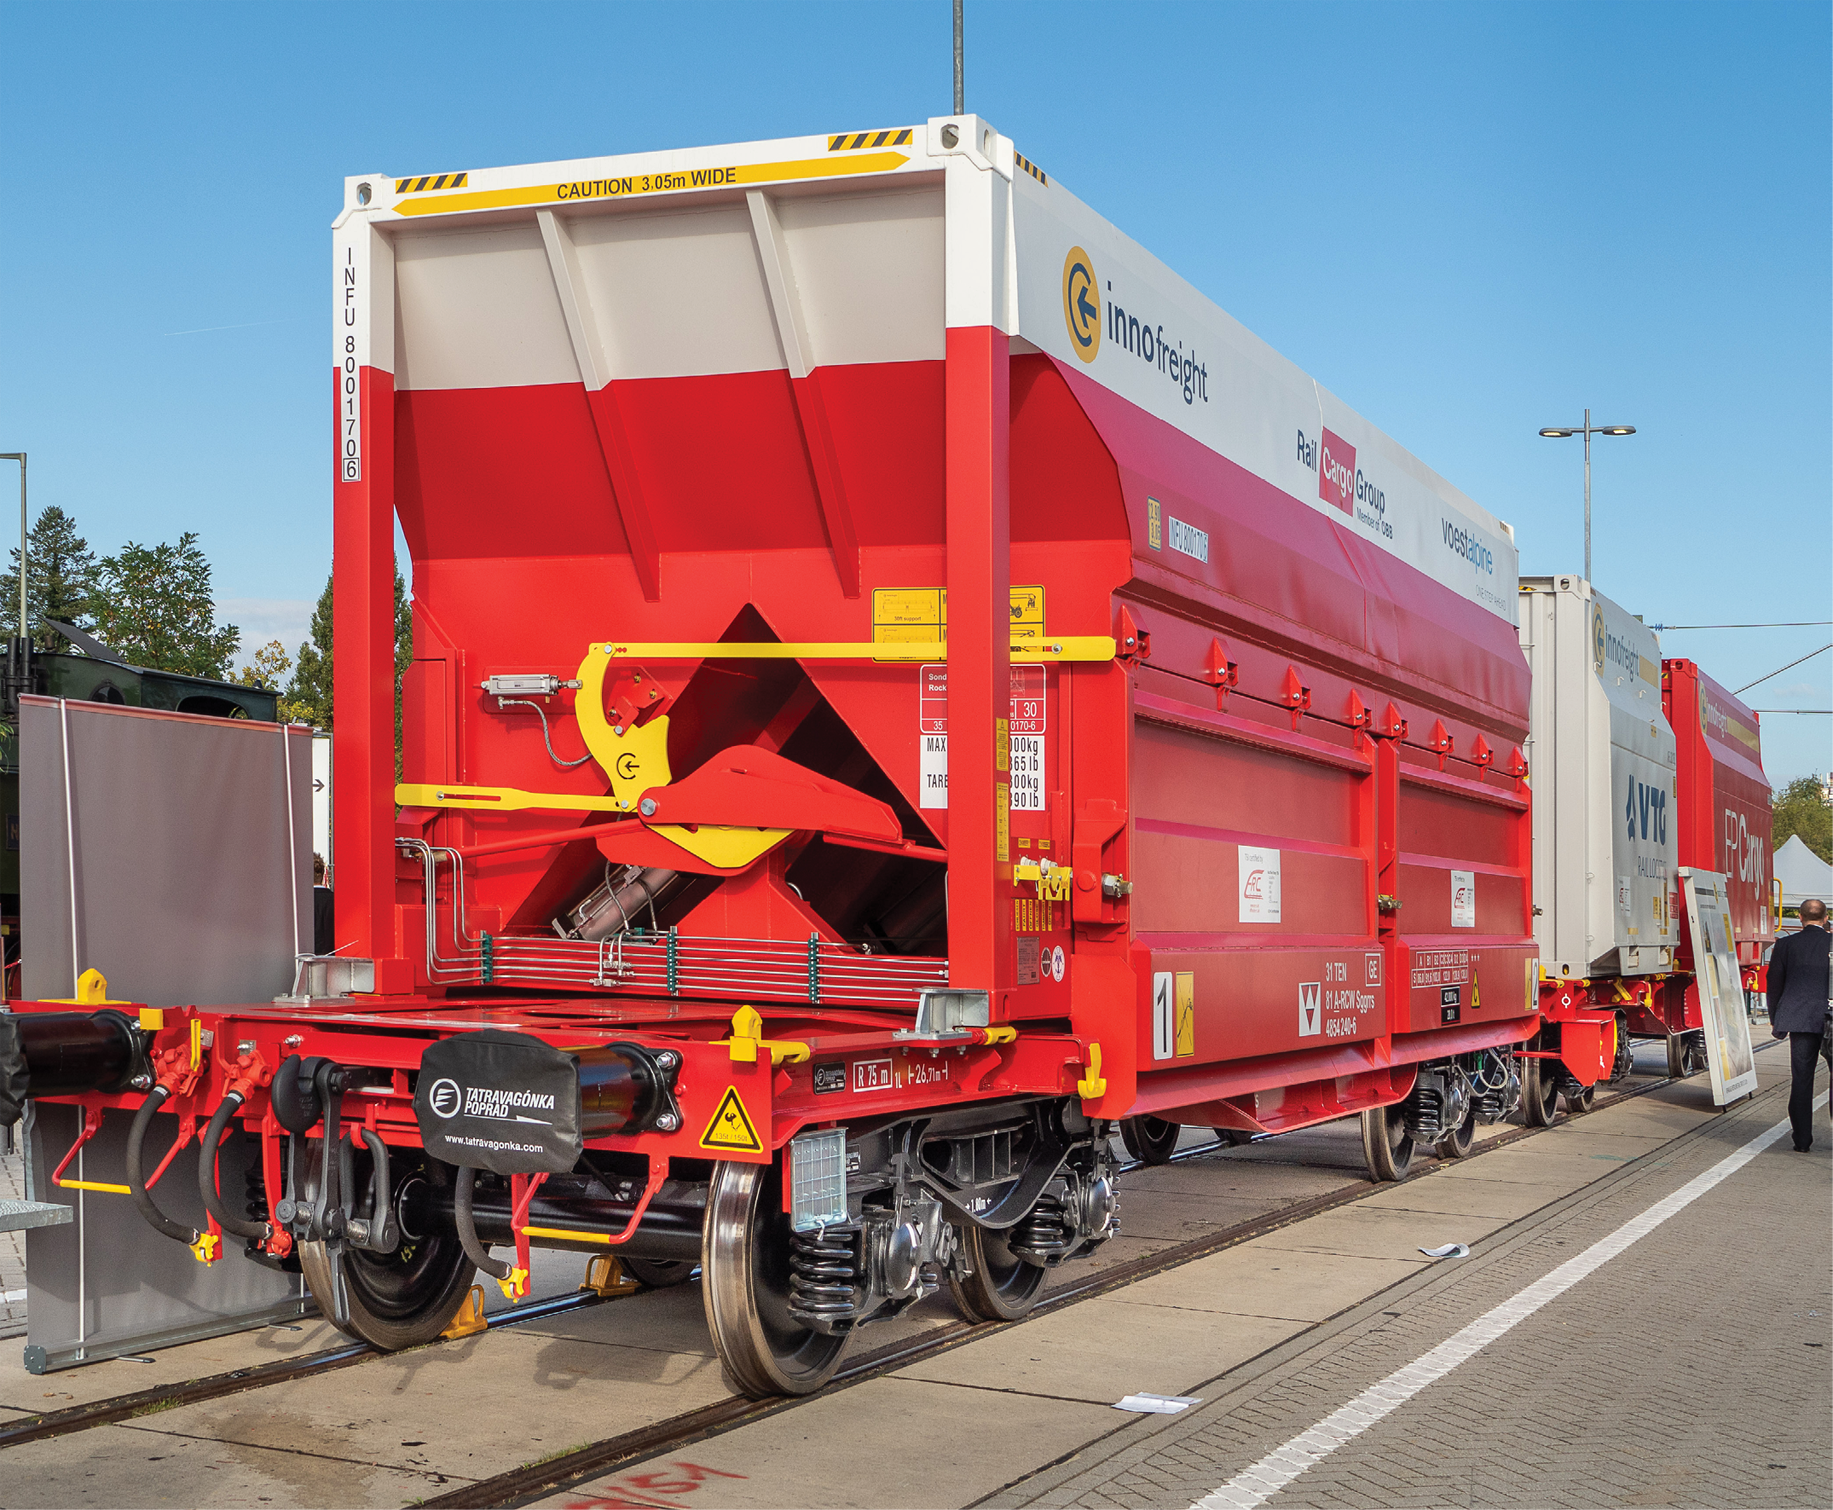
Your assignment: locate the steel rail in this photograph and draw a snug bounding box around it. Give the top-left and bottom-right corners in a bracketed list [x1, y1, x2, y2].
[0, 1283, 621, 1451]
[0, 1067, 1683, 1471]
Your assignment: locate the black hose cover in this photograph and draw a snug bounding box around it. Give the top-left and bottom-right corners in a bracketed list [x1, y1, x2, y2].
[0, 1015, 25, 1128]
[271, 1054, 329, 1133]
[414, 1031, 592, 1175]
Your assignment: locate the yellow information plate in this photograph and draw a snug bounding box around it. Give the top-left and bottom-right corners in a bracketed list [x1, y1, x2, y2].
[872, 585, 1046, 648]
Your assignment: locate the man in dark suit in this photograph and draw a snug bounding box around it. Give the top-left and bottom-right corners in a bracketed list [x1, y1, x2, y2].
[1768, 897, 1831, 1152]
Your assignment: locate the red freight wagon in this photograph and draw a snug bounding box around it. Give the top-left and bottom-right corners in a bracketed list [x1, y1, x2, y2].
[1, 120, 1577, 1396]
[1665, 660, 1775, 967]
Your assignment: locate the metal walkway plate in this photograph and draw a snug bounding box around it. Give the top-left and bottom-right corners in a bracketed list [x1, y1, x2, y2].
[0, 1197, 73, 1233]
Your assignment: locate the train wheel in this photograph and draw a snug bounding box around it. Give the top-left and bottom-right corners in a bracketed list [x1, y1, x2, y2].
[1360, 1105, 1414, 1181]
[620, 1256, 695, 1288]
[1564, 1082, 1598, 1116]
[1434, 1105, 1478, 1160]
[1682, 1033, 1709, 1077]
[295, 1152, 475, 1351]
[1609, 1012, 1634, 1082]
[1668, 1031, 1706, 1078]
[1521, 1058, 1560, 1127]
[702, 1158, 846, 1398]
[1120, 1116, 1181, 1164]
[298, 1228, 475, 1352]
[948, 1222, 1047, 1322]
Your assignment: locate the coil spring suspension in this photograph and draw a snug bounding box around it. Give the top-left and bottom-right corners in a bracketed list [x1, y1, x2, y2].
[245, 1163, 268, 1231]
[1010, 1194, 1073, 1263]
[1476, 1089, 1507, 1121]
[787, 1228, 860, 1331]
[1409, 1088, 1444, 1138]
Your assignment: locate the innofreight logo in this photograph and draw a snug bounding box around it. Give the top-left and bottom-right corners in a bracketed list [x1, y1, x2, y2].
[1062, 247, 1101, 364]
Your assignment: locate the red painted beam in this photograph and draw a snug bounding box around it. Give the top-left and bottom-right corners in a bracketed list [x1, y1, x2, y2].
[332, 365, 406, 984]
[945, 325, 1012, 998]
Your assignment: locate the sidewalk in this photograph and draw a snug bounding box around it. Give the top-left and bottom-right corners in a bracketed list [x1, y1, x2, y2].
[998, 1057, 1830, 1509]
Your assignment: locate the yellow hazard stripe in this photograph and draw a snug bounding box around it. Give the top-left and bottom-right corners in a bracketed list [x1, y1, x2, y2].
[828, 128, 913, 150]
[394, 152, 909, 217]
[1014, 151, 1048, 186]
[393, 172, 469, 193]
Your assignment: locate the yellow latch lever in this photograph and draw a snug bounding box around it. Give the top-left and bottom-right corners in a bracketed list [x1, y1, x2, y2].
[1076, 1042, 1107, 1101]
[716, 1006, 811, 1066]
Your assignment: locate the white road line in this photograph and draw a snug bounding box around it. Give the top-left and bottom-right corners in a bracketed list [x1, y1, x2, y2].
[1, 1288, 24, 1304]
[1192, 1091, 1829, 1510]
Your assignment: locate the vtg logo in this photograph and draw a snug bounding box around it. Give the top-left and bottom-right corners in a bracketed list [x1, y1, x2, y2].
[1625, 775, 1668, 847]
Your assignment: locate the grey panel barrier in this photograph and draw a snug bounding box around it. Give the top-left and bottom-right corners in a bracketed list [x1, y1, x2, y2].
[17, 697, 315, 1369]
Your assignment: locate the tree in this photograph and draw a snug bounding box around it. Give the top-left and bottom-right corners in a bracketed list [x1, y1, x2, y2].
[89, 532, 240, 679]
[287, 577, 335, 729]
[237, 639, 316, 721]
[284, 567, 413, 755]
[0, 505, 100, 651]
[1773, 775, 1832, 864]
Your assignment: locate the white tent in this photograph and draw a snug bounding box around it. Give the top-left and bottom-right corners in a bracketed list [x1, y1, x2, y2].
[1774, 833, 1833, 909]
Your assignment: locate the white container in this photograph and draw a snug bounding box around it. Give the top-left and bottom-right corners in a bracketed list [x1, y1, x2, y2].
[1518, 577, 1677, 979]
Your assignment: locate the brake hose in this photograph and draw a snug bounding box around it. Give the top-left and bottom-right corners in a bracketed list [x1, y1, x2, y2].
[198, 1093, 269, 1240]
[125, 1085, 202, 1247]
[454, 1165, 512, 1281]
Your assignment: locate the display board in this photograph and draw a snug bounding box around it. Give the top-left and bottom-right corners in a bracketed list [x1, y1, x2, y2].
[18, 697, 313, 1369]
[1679, 868, 1759, 1104]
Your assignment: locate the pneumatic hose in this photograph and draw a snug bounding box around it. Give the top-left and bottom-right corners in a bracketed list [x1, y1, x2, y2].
[198, 1093, 269, 1239]
[126, 1085, 202, 1247]
[454, 1164, 512, 1281]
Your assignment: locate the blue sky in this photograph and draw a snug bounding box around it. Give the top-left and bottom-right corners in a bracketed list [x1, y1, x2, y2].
[2, 0, 1827, 779]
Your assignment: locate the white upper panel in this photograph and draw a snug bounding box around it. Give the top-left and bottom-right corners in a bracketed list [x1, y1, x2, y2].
[1008, 170, 1518, 624]
[338, 117, 1515, 621]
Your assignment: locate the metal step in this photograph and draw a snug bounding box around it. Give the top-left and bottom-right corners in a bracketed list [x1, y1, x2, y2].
[0, 1198, 72, 1233]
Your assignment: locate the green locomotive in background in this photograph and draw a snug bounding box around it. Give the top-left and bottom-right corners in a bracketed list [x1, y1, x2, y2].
[0, 626, 278, 978]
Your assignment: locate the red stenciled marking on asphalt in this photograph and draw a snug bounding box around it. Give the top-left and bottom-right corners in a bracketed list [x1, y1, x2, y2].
[565, 1461, 747, 1510]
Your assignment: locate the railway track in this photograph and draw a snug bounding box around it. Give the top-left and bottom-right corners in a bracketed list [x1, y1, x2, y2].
[0, 1067, 1684, 1499]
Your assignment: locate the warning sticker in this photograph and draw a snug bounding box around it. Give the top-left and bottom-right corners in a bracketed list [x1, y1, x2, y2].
[916, 662, 1049, 813]
[873, 585, 1045, 644]
[918, 665, 1046, 733]
[1239, 846, 1281, 924]
[1451, 869, 1476, 929]
[1297, 981, 1321, 1037]
[699, 1087, 763, 1153]
[1152, 971, 1197, 1059]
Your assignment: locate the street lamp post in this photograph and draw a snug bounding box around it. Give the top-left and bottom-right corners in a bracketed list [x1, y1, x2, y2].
[1538, 411, 1635, 583]
[0, 453, 24, 638]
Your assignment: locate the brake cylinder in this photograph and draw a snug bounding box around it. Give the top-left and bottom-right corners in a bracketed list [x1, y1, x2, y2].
[0, 1009, 143, 1123]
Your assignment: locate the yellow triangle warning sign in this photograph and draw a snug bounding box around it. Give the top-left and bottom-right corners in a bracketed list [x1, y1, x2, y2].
[699, 1086, 763, 1153]
[1470, 973, 1481, 1010]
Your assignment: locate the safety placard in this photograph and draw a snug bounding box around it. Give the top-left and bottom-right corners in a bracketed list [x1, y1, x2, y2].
[916, 664, 1049, 812]
[1239, 846, 1281, 924]
[1152, 971, 1196, 1059]
[1451, 869, 1476, 928]
[873, 585, 1046, 644]
[699, 1087, 763, 1153]
[1411, 950, 1470, 990]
